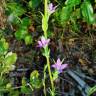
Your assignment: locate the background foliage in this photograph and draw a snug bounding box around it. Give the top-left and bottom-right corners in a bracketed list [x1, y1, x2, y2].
[0, 0, 96, 95]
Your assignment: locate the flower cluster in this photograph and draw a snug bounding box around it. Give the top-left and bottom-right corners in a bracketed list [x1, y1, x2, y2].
[38, 3, 67, 74]
[52, 58, 68, 73]
[37, 36, 50, 48]
[48, 3, 57, 14]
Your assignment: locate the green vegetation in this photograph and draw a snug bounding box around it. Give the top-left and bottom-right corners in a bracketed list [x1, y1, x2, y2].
[0, 0, 96, 96]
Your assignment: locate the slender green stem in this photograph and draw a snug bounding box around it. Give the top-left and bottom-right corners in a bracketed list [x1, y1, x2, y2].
[46, 54, 54, 91]
[45, 0, 47, 16]
[43, 0, 55, 94]
[27, 83, 33, 91]
[44, 0, 48, 38]
[43, 70, 47, 96]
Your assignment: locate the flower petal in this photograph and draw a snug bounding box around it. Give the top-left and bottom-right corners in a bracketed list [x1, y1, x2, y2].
[46, 39, 50, 45]
[48, 3, 56, 14]
[48, 3, 53, 11]
[56, 58, 62, 65]
[41, 36, 46, 45]
[58, 69, 63, 73]
[52, 64, 57, 68]
[38, 41, 42, 47]
[60, 64, 68, 70]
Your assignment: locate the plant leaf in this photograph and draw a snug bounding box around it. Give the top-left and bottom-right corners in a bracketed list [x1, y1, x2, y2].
[88, 85, 96, 96]
[7, 3, 25, 16]
[30, 70, 42, 88]
[21, 77, 32, 94]
[60, 6, 72, 25]
[29, 0, 41, 9]
[5, 52, 17, 65]
[81, 1, 94, 24]
[0, 38, 9, 54]
[24, 35, 33, 45]
[21, 17, 31, 27]
[15, 26, 28, 40]
[65, 0, 81, 7]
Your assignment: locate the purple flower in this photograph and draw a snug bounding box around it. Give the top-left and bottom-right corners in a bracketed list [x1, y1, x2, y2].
[52, 58, 68, 73]
[48, 3, 57, 14]
[37, 36, 50, 48]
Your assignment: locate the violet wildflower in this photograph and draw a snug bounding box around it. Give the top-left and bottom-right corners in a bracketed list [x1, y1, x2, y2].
[48, 3, 57, 14]
[52, 58, 68, 73]
[37, 36, 50, 48]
